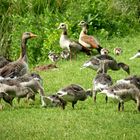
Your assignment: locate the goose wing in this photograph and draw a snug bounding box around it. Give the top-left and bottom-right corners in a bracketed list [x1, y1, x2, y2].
[0, 61, 28, 78]
[81, 35, 99, 49]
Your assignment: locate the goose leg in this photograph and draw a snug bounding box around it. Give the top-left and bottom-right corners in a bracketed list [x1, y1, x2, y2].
[118, 102, 121, 111]
[136, 98, 140, 111]
[93, 90, 97, 103]
[105, 96, 108, 103]
[122, 102, 124, 111]
[72, 101, 77, 109]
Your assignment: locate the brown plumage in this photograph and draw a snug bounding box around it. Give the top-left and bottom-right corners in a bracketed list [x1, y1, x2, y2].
[78, 21, 102, 53]
[0, 32, 37, 78]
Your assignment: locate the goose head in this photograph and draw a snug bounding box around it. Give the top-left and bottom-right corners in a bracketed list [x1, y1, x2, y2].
[57, 23, 68, 30]
[22, 32, 37, 40]
[78, 20, 88, 27]
[118, 63, 130, 75]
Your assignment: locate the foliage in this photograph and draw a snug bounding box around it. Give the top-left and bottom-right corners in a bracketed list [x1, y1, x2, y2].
[0, 0, 140, 64]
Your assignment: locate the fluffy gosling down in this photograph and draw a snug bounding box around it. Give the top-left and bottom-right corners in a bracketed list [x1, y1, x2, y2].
[101, 83, 140, 111]
[56, 84, 92, 109]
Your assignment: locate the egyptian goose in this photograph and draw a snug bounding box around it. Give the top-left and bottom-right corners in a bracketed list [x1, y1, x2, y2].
[78, 21, 102, 53]
[81, 54, 130, 74]
[58, 23, 91, 58]
[57, 84, 92, 109]
[101, 83, 140, 111]
[41, 94, 67, 109]
[114, 48, 122, 55]
[0, 32, 37, 78]
[129, 50, 140, 60]
[93, 72, 113, 103]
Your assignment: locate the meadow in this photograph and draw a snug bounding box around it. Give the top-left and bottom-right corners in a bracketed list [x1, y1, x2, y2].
[0, 34, 140, 140]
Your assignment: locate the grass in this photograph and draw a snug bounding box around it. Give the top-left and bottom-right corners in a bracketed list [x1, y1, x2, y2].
[0, 34, 140, 140]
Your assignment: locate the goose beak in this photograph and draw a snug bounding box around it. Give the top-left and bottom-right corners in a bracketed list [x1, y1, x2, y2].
[30, 33, 37, 38]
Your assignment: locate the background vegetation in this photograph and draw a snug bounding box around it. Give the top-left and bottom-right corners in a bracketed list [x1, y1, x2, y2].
[0, 0, 140, 64]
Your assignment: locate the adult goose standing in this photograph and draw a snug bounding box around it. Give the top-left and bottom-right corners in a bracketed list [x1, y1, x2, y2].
[81, 54, 130, 74]
[58, 23, 91, 58]
[0, 32, 37, 78]
[101, 83, 140, 111]
[78, 21, 102, 53]
[93, 72, 113, 103]
[56, 84, 92, 109]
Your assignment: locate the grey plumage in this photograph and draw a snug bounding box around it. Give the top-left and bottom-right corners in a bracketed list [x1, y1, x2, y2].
[57, 84, 92, 109]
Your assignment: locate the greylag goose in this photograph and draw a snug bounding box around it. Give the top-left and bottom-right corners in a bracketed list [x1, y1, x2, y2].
[58, 23, 91, 58]
[129, 50, 140, 60]
[81, 54, 130, 74]
[101, 83, 140, 111]
[57, 84, 92, 109]
[93, 73, 113, 103]
[78, 21, 102, 53]
[41, 94, 67, 109]
[0, 32, 37, 78]
[0, 56, 11, 68]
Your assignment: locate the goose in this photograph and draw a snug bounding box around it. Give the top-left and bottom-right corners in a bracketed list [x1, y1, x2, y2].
[41, 94, 67, 109]
[0, 32, 37, 78]
[58, 23, 91, 58]
[57, 84, 92, 109]
[117, 75, 140, 90]
[129, 50, 140, 60]
[78, 20, 102, 53]
[114, 48, 122, 55]
[93, 72, 113, 103]
[101, 83, 140, 111]
[81, 54, 130, 74]
[0, 72, 45, 104]
[0, 56, 11, 68]
[0, 83, 35, 108]
[60, 50, 70, 60]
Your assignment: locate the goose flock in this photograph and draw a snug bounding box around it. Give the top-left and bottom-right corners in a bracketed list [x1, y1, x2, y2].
[0, 21, 140, 112]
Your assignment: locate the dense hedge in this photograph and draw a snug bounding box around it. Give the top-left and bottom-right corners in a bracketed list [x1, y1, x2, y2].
[0, 0, 140, 64]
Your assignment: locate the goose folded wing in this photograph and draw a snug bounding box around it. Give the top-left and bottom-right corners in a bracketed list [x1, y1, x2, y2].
[81, 35, 99, 48]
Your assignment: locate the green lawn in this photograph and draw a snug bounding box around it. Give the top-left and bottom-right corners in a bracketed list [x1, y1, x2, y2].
[0, 34, 140, 140]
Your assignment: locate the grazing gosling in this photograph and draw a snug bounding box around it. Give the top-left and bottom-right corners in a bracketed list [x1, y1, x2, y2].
[41, 94, 67, 109]
[101, 83, 140, 111]
[117, 75, 140, 90]
[57, 84, 92, 109]
[0, 83, 35, 107]
[93, 72, 113, 103]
